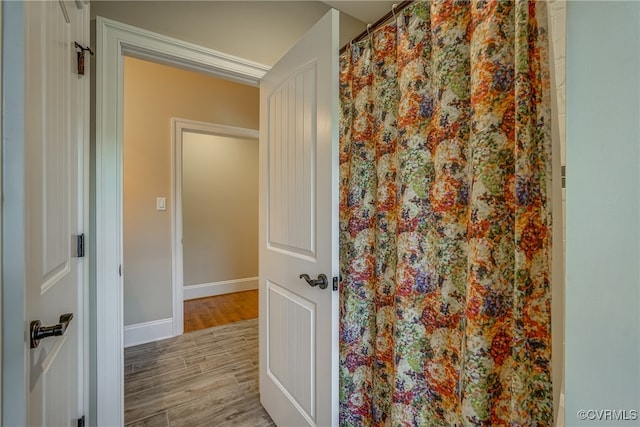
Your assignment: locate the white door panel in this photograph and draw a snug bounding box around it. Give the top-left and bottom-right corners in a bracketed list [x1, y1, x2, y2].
[259, 9, 339, 427]
[267, 62, 316, 258]
[24, 1, 86, 424]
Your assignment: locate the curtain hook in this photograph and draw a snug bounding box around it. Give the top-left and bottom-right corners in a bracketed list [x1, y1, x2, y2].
[392, 3, 398, 20]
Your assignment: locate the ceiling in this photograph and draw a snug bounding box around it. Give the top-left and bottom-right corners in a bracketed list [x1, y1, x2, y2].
[322, 1, 397, 24]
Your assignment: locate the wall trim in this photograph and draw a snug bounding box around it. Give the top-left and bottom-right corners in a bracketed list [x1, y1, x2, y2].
[184, 277, 259, 300]
[96, 17, 268, 427]
[103, 18, 268, 87]
[123, 318, 174, 348]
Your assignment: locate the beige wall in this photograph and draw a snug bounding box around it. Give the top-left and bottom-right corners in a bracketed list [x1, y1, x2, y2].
[123, 57, 259, 326]
[91, 1, 366, 67]
[182, 133, 258, 286]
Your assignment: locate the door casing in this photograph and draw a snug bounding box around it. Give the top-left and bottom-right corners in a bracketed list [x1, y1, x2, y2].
[95, 17, 267, 425]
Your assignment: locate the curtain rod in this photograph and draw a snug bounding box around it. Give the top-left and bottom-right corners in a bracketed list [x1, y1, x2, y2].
[339, 1, 414, 54]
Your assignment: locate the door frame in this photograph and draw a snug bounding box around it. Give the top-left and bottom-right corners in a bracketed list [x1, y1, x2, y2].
[95, 17, 267, 425]
[171, 118, 259, 336]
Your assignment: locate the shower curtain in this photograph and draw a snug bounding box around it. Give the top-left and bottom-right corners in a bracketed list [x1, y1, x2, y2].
[339, 1, 552, 426]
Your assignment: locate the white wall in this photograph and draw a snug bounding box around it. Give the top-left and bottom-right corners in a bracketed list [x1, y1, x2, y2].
[566, 2, 640, 425]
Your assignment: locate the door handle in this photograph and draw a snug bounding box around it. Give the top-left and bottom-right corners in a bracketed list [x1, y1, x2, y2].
[299, 273, 328, 290]
[30, 313, 74, 349]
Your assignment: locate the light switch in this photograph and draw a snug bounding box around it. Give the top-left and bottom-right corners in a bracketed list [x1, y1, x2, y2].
[156, 197, 166, 211]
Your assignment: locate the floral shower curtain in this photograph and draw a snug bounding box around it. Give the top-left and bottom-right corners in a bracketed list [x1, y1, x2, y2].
[339, 1, 553, 426]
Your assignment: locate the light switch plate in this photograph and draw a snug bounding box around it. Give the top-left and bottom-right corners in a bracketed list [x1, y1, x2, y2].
[156, 197, 166, 211]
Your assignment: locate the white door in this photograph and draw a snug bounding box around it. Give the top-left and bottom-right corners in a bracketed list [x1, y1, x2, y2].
[24, 1, 88, 425]
[259, 9, 340, 427]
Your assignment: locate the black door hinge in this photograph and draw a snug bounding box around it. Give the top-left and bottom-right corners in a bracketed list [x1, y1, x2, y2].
[77, 234, 85, 258]
[74, 42, 94, 76]
[77, 415, 85, 427]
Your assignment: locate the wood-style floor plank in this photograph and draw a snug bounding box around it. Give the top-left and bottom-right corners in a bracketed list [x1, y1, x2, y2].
[124, 318, 273, 427]
[183, 290, 259, 332]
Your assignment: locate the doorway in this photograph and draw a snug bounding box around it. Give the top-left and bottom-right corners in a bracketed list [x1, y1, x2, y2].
[95, 16, 267, 424]
[121, 57, 259, 345]
[177, 127, 259, 333]
[121, 58, 265, 425]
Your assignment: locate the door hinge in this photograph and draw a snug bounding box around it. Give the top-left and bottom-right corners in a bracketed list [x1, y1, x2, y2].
[76, 233, 85, 258]
[77, 415, 85, 427]
[333, 276, 339, 291]
[119, 264, 122, 277]
[74, 42, 94, 76]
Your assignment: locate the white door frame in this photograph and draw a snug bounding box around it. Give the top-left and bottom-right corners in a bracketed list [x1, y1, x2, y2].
[171, 118, 259, 336]
[95, 18, 268, 426]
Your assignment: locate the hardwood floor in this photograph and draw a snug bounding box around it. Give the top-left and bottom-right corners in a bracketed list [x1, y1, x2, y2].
[183, 290, 258, 333]
[124, 318, 273, 427]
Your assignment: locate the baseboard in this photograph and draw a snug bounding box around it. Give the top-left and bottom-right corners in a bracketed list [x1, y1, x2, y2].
[124, 317, 174, 348]
[184, 277, 258, 300]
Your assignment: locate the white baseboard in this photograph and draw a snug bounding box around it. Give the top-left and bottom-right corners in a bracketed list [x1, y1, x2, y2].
[124, 317, 174, 348]
[184, 277, 258, 300]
